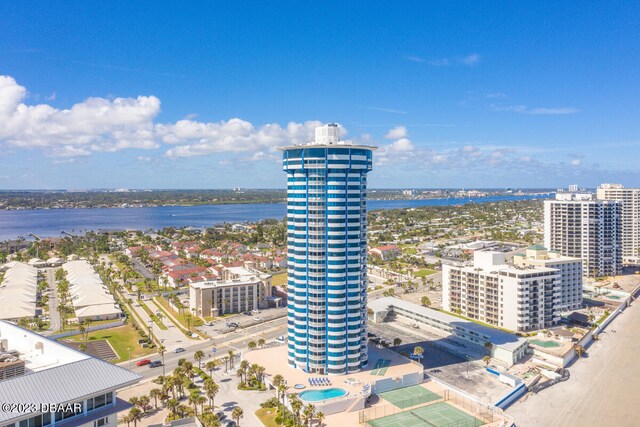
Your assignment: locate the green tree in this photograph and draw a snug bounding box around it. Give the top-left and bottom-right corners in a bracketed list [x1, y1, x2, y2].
[232, 406, 244, 426]
[194, 350, 205, 369]
[421, 296, 431, 307]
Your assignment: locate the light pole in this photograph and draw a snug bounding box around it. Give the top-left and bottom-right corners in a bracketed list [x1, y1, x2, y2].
[465, 354, 470, 379]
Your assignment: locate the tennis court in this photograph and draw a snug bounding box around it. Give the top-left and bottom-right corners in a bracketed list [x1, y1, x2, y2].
[379, 385, 442, 409]
[368, 401, 485, 427]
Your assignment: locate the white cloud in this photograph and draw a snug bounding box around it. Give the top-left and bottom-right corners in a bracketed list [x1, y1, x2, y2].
[570, 159, 582, 166]
[161, 119, 324, 158]
[491, 103, 579, 115]
[384, 126, 408, 139]
[0, 75, 160, 156]
[406, 54, 480, 67]
[462, 54, 480, 66]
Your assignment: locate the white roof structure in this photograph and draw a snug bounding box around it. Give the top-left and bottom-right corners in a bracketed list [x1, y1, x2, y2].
[63, 261, 121, 319]
[0, 262, 38, 320]
[0, 320, 141, 423]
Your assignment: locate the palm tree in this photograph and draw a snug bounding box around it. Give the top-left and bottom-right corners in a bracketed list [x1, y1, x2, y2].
[421, 296, 431, 307]
[205, 360, 216, 377]
[228, 350, 235, 369]
[78, 343, 87, 353]
[194, 395, 206, 415]
[413, 346, 424, 357]
[222, 356, 229, 373]
[201, 412, 221, 427]
[204, 379, 220, 409]
[232, 406, 244, 426]
[258, 337, 265, 348]
[137, 395, 150, 413]
[248, 341, 257, 350]
[149, 388, 162, 409]
[574, 344, 586, 358]
[194, 350, 205, 369]
[158, 345, 166, 377]
[277, 384, 287, 409]
[303, 404, 315, 426]
[291, 396, 303, 427]
[393, 338, 402, 346]
[167, 398, 179, 417]
[128, 407, 143, 427]
[123, 413, 132, 427]
[482, 355, 491, 367]
[255, 365, 266, 387]
[316, 411, 325, 427]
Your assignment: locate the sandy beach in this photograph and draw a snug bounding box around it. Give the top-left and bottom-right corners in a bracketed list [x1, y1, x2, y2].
[508, 301, 640, 426]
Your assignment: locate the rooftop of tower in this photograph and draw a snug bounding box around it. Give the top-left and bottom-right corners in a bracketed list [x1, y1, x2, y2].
[278, 123, 377, 151]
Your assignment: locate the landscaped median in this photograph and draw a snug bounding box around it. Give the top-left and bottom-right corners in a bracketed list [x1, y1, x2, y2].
[151, 296, 207, 339]
[138, 300, 168, 330]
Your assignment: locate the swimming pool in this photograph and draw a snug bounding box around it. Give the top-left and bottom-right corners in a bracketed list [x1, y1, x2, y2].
[299, 388, 348, 402]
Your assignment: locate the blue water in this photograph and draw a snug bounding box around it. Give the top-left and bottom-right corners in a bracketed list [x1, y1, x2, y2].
[299, 387, 348, 402]
[0, 194, 549, 241]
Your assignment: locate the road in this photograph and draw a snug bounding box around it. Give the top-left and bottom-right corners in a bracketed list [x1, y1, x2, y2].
[508, 301, 640, 426]
[45, 268, 61, 332]
[124, 316, 288, 381]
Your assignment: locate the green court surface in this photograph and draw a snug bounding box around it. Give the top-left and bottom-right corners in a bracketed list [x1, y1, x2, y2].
[370, 359, 391, 376]
[379, 385, 442, 409]
[529, 339, 561, 348]
[368, 401, 484, 427]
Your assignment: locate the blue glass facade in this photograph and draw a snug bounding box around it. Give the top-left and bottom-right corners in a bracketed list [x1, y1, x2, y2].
[282, 142, 374, 375]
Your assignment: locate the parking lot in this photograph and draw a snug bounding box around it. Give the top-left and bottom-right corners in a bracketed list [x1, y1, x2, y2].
[368, 320, 511, 404]
[196, 306, 287, 335]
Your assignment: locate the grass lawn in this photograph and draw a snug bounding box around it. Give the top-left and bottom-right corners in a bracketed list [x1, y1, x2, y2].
[156, 296, 204, 328]
[272, 272, 287, 287]
[255, 408, 280, 427]
[413, 269, 437, 277]
[63, 325, 154, 363]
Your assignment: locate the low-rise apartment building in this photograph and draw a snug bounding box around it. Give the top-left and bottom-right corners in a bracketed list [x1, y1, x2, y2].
[189, 267, 272, 317]
[443, 251, 562, 332]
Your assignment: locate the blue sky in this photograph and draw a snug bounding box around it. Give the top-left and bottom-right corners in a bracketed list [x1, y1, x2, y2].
[1, 1, 639, 189]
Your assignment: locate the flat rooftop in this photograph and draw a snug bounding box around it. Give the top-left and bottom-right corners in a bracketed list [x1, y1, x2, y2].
[369, 297, 527, 352]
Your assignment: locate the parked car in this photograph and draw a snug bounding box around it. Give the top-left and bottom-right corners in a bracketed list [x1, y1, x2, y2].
[149, 360, 163, 368]
[253, 317, 262, 322]
[136, 359, 151, 367]
[276, 335, 285, 342]
[217, 411, 226, 421]
[173, 347, 185, 354]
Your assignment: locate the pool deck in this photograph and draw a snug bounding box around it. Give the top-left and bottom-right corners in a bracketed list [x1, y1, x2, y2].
[243, 343, 424, 401]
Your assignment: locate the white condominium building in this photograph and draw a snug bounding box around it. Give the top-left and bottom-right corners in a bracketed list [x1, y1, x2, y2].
[544, 192, 622, 277]
[596, 183, 640, 265]
[513, 245, 583, 311]
[189, 267, 272, 317]
[443, 251, 561, 332]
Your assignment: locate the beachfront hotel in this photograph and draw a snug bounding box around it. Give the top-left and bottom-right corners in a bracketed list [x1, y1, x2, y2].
[280, 123, 375, 374]
[544, 191, 622, 277]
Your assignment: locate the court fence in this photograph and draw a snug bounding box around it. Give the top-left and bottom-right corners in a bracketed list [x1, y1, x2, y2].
[359, 388, 499, 426]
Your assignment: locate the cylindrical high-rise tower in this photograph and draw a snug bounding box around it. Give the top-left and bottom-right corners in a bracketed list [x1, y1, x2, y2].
[280, 123, 375, 375]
